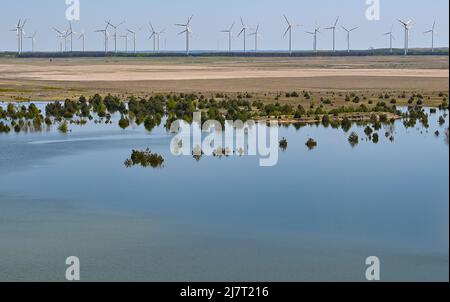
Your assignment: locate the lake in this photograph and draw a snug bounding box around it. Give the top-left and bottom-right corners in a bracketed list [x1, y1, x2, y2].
[0, 102, 448, 281]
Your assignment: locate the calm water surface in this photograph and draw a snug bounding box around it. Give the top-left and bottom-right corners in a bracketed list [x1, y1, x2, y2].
[0, 102, 448, 281]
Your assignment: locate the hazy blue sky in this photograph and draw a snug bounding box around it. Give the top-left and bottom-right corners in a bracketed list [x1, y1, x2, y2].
[1, 0, 448, 52]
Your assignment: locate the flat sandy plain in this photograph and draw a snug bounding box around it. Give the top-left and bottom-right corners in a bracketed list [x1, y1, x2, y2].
[0, 56, 448, 101]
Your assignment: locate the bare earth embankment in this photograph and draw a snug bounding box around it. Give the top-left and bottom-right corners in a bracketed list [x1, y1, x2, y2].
[0, 56, 448, 103]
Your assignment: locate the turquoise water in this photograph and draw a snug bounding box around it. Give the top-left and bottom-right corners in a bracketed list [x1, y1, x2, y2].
[0, 103, 448, 281]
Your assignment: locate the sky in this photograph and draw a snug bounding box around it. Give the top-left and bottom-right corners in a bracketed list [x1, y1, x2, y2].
[0, 0, 448, 52]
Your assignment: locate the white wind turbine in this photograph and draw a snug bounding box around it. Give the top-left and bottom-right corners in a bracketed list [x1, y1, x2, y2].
[95, 21, 110, 53]
[157, 29, 165, 52]
[149, 23, 164, 52]
[176, 15, 194, 55]
[120, 32, 129, 52]
[52, 28, 65, 52]
[126, 29, 137, 53]
[249, 24, 260, 51]
[238, 17, 249, 52]
[283, 15, 299, 55]
[397, 19, 414, 55]
[341, 25, 359, 53]
[10, 19, 26, 54]
[52, 27, 68, 52]
[77, 31, 86, 52]
[306, 24, 320, 53]
[324, 17, 339, 53]
[383, 25, 395, 54]
[66, 22, 74, 52]
[24, 31, 36, 52]
[220, 22, 235, 52]
[106, 20, 125, 53]
[423, 20, 436, 52]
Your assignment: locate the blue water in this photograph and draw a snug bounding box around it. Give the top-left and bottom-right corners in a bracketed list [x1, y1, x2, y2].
[0, 103, 448, 281]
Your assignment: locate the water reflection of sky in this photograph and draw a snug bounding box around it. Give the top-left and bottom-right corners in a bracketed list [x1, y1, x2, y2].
[0, 102, 448, 281]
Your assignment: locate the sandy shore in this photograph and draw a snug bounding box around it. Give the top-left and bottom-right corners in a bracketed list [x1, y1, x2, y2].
[0, 56, 448, 100]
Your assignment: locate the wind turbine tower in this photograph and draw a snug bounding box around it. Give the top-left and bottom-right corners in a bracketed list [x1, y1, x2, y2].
[424, 20, 436, 52]
[238, 17, 249, 52]
[398, 19, 414, 55]
[95, 22, 110, 53]
[283, 15, 296, 55]
[383, 25, 395, 54]
[220, 22, 235, 52]
[25, 32, 37, 52]
[106, 20, 125, 53]
[127, 29, 137, 53]
[325, 17, 339, 53]
[11, 19, 26, 54]
[176, 15, 194, 55]
[341, 25, 359, 53]
[249, 24, 260, 51]
[306, 24, 320, 53]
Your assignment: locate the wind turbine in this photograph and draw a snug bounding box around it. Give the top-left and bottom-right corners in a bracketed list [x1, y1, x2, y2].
[24, 32, 36, 52]
[397, 19, 414, 55]
[120, 32, 129, 52]
[95, 22, 110, 53]
[306, 24, 320, 53]
[66, 22, 74, 52]
[127, 29, 137, 53]
[176, 15, 194, 55]
[424, 20, 436, 52]
[325, 17, 339, 53]
[106, 20, 125, 53]
[77, 31, 86, 52]
[283, 15, 298, 55]
[341, 25, 359, 53]
[11, 19, 26, 54]
[220, 22, 235, 52]
[383, 25, 395, 54]
[52, 28, 65, 52]
[238, 17, 249, 52]
[249, 24, 260, 51]
[149, 23, 157, 52]
[52, 27, 67, 52]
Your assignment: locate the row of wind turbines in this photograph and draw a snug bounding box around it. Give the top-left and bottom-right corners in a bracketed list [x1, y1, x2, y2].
[10, 16, 438, 56]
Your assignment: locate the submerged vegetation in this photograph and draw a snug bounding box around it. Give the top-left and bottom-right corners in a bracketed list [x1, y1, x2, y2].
[124, 149, 165, 169]
[0, 91, 448, 151]
[305, 138, 318, 150]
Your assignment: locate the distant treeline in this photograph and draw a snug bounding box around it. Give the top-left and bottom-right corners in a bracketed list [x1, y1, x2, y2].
[0, 48, 448, 58]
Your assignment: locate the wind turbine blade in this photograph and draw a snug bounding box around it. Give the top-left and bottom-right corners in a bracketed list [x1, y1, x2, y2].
[187, 15, 194, 25]
[334, 17, 340, 27]
[341, 26, 348, 32]
[397, 19, 407, 26]
[229, 22, 235, 31]
[284, 15, 290, 25]
[240, 16, 245, 27]
[350, 27, 359, 31]
[283, 27, 290, 37]
[178, 30, 187, 35]
[21, 19, 27, 28]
